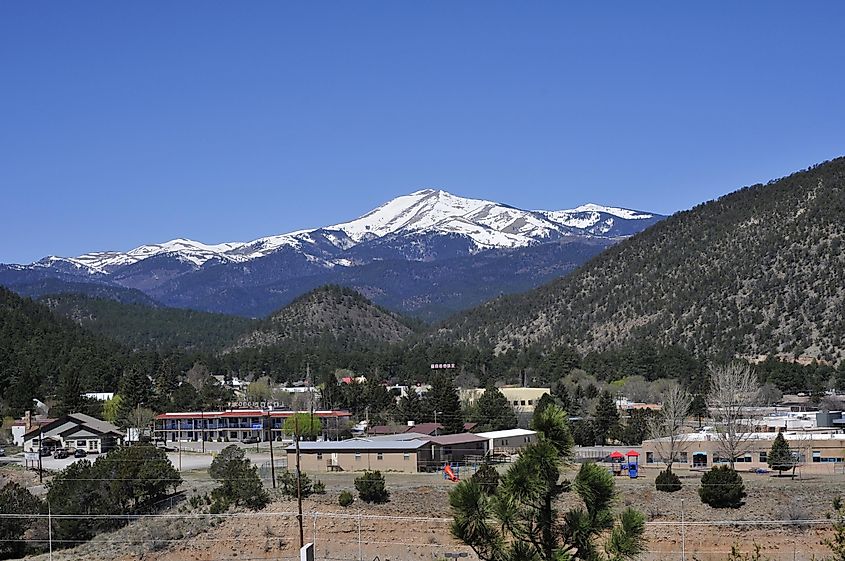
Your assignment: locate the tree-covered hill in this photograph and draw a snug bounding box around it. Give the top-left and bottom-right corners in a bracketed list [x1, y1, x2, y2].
[0, 287, 130, 415]
[437, 158, 845, 363]
[38, 293, 256, 351]
[230, 285, 421, 354]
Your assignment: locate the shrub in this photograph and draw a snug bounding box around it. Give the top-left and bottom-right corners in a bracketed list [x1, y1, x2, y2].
[209, 445, 270, 510]
[655, 468, 682, 493]
[470, 462, 500, 495]
[279, 470, 313, 498]
[313, 480, 326, 495]
[338, 490, 354, 507]
[699, 465, 746, 508]
[354, 470, 389, 504]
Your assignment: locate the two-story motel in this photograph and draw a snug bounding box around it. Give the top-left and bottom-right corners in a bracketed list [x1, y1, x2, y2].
[153, 409, 351, 443]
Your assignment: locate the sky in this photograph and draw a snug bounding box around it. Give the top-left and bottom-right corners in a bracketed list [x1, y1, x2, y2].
[2, 2, 845, 264]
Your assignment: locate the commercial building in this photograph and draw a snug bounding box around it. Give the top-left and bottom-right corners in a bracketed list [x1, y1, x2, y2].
[153, 409, 351, 443]
[641, 430, 845, 470]
[287, 438, 431, 473]
[475, 428, 537, 456]
[459, 387, 549, 415]
[23, 413, 123, 454]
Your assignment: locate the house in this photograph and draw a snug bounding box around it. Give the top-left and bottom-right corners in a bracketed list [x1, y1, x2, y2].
[287, 438, 431, 473]
[476, 428, 538, 455]
[23, 413, 123, 454]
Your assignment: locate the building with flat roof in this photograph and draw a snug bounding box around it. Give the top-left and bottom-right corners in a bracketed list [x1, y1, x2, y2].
[287, 438, 431, 473]
[641, 430, 845, 470]
[475, 428, 537, 456]
[154, 409, 351, 443]
[460, 387, 549, 416]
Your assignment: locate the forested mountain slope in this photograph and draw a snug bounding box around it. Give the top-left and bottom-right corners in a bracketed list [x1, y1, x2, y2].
[437, 158, 845, 363]
[38, 293, 255, 351]
[231, 285, 420, 353]
[0, 287, 130, 415]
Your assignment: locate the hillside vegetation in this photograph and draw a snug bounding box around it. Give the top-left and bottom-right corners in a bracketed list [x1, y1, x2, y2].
[39, 293, 255, 351]
[0, 287, 130, 414]
[231, 285, 421, 353]
[438, 158, 845, 363]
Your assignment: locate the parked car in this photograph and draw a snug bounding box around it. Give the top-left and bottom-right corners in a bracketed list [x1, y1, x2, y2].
[39, 448, 53, 457]
[241, 436, 260, 444]
[0, 447, 5, 457]
[53, 448, 69, 459]
[73, 449, 87, 458]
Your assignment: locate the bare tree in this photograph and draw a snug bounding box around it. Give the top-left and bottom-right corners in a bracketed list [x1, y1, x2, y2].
[125, 406, 156, 441]
[647, 384, 692, 471]
[707, 363, 761, 469]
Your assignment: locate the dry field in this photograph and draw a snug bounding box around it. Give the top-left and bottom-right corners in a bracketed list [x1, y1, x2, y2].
[12, 464, 845, 561]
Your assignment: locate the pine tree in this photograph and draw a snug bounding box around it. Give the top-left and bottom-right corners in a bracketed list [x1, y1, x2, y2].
[471, 386, 517, 432]
[396, 389, 423, 423]
[426, 373, 464, 434]
[593, 390, 620, 445]
[767, 432, 795, 476]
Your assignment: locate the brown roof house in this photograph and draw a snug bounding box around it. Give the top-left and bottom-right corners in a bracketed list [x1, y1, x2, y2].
[23, 413, 124, 454]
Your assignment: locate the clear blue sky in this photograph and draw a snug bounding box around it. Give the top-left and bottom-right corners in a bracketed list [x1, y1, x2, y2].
[2, 2, 844, 263]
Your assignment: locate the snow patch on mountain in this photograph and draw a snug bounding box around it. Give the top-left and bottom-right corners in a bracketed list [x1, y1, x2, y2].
[22, 189, 662, 273]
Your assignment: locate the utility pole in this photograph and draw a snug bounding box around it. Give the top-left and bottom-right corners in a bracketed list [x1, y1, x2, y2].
[680, 498, 686, 561]
[201, 409, 205, 453]
[267, 410, 276, 489]
[38, 425, 43, 484]
[48, 501, 53, 561]
[295, 412, 304, 549]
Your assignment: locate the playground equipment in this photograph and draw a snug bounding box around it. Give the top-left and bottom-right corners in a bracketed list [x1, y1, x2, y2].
[625, 450, 640, 478]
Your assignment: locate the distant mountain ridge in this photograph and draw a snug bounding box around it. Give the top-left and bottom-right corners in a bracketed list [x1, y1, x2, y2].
[2, 189, 663, 318]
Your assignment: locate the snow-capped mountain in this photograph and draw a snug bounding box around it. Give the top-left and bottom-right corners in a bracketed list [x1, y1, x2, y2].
[3, 189, 664, 318]
[30, 189, 659, 273]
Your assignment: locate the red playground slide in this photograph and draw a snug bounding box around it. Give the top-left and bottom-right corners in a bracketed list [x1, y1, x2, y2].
[444, 464, 459, 482]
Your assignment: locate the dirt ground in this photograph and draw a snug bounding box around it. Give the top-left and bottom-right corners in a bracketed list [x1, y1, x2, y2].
[14, 464, 845, 561]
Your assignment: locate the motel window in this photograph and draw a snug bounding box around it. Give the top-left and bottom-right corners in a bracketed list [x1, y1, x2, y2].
[679, 452, 688, 464]
[355, 451, 361, 461]
[377, 452, 384, 460]
[646, 452, 654, 464]
[759, 452, 767, 463]
[528, 400, 533, 406]
[317, 452, 323, 460]
[404, 452, 410, 460]
[512, 401, 519, 406]
[520, 400, 526, 406]
[812, 451, 821, 463]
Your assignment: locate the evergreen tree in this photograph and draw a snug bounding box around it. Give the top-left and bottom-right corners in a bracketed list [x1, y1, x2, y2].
[533, 392, 558, 418]
[209, 445, 269, 510]
[689, 393, 708, 427]
[552, 381, 572, 413]
[471, 386, 518, 432]
[117, 368, 152, 424]
[767, 432, 795, 476]
[426, 373, 464, 434]
[0, 482, 41, 559]
[593, 390, 620, 445]
[396, 389, 423, 423]
[449, 404, 644, 561]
